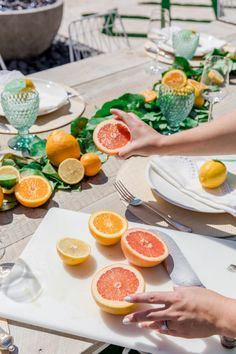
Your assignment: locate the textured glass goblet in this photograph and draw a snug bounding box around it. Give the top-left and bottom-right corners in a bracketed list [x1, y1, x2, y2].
[1, 90, 39, 151]
[172, 30, 200, 60]
[159, 85, 195, 134]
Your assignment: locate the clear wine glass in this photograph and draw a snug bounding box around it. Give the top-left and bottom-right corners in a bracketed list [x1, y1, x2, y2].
[200, 55, 230, 122]
[147, 8, 171, 74]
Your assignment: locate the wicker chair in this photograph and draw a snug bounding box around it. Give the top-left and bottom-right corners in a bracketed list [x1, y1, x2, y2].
[68, 9, 131, 63]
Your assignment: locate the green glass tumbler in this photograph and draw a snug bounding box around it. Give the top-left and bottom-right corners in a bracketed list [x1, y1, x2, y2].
[159, 84, 195, 134]
[1, 90, 39, 151]
[172, 30, 200, 60]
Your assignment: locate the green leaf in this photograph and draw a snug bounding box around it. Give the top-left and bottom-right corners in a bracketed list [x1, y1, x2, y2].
[20, 168, 45, 178]
[172, 56, 191, 72]
[30, 139, 46, 158]
[86, 117, 109, 131]
[94, 99, 127, 117]
[42, 161, 60, 180]
[70, 117, 88, 137]
[1, 158, 16, 167]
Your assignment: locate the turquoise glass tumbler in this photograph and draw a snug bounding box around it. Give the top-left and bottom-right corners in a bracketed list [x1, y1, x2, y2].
[1, 90, 39, 151]
[172, 30, 200, 60]
[159, 84, 195, 134]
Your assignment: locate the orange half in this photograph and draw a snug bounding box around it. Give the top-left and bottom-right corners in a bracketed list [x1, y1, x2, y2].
[89, 210, 128, 245]
[162, 69, 187, 89]
[15, 175, 52, 208]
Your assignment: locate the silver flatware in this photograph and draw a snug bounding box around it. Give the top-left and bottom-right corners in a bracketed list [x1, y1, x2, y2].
[114, 180, 192, 233]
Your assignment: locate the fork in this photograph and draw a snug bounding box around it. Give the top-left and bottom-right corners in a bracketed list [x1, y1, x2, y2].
[114, 180, 192, 233]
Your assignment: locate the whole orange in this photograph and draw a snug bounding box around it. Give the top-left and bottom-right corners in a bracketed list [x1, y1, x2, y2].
[0, 187, 3, 208]
[46, 130, 80, 167]
[80, 153, 102, 177]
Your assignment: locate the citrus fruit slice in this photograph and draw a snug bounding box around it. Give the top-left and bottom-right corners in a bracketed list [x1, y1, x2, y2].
[187, 79, 208, 108]
[0, 166, 20, 194]
[208, 70, 224, 85]
[199, 160, 227, 189]
[162, 69, 187, 89]
[4, 78, 35, 94]
[46, 130, 81, 167]
[56, 238, 91, 265]
[15, 175, 52, 208]
[0, 187, 3, 208]
[93, 119, 131, 155]
[91, 264, 145, 315]
[80, 153, 102, 177]
[121, 228, 168, 267]
[89, 211, 128, 245]
[139, 89, 157, 103]
[58, 158, 84, 185]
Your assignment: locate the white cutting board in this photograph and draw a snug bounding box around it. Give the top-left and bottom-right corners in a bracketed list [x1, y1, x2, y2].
[1, 208, 236, 354]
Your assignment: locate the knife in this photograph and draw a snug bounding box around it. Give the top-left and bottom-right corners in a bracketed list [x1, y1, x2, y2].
[150, 229, 236, 349]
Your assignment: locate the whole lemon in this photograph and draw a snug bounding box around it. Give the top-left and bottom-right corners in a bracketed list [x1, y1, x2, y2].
[46, 130, 81, 167]
[199, 160, 227, 189]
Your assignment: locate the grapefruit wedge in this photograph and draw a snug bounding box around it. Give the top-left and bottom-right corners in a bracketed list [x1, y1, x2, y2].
[93, 119, 131, 155]
[91, 264, 145, 315]
[121, 228, 168, 267]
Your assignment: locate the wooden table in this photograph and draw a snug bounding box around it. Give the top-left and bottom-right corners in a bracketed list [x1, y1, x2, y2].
[1, 20, 236, 354]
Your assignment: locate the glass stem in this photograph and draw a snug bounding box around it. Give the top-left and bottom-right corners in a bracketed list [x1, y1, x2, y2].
[18, 129, 29, 137]
[208, 100, 214, 122]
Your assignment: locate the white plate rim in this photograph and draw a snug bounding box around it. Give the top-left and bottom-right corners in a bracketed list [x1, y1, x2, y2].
[145, 160, 224, 214]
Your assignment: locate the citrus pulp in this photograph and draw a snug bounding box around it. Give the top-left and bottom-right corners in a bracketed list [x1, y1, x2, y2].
[58, 158, 84, 185]
[91, 264, 145, 315]
[56, 238, 91, 265]
[93, 119, 131, 155]
[15, 175, 52, 208]
[89, 210, 128, 245]
[121, 228, 168, 267]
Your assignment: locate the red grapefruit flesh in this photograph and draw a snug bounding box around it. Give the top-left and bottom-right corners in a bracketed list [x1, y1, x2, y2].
[93, 119, 131, 155]
[91, 264, 145, 315]
[121, 228, 168, 267]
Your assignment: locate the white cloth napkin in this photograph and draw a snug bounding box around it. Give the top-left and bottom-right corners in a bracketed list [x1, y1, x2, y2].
[150, 156, 236, 216]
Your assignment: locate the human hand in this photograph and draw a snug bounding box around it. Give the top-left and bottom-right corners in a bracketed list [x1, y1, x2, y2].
[110, 109, 164, 159]
[122, 286, 229, 338]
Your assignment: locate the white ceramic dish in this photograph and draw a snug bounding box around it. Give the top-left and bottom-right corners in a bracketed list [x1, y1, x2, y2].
[146, 160, 223, 213]
[0, 78, 68, 117]
[0, 208, 236, 354]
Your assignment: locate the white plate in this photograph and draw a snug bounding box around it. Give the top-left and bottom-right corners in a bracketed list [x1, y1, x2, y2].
[0, 208, 236, 354]
[0, 78, 68, 117]
[146, 160, 223, 213]
[159, 27, 226, 57]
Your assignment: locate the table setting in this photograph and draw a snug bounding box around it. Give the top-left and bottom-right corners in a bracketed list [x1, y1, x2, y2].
[1, 20, 236, 354]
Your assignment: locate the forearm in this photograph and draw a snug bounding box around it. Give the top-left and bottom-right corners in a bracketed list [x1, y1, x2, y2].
[157, 111, 236, 156]
[217, 297, 236, 338]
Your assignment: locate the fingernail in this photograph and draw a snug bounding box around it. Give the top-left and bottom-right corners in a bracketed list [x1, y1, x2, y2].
[124, 296, 132, 302]
[123, 317, 131, 325]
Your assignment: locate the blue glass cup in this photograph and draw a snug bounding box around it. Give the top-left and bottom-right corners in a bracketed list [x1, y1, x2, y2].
[1, 90, 39, 151]
[159, 84, 195, 134]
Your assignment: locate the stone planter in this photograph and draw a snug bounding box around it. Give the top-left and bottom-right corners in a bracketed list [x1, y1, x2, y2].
[0, 0, 63, 60]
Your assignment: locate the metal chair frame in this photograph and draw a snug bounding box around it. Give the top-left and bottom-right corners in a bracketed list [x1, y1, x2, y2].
[68, 9, 131, 63]
[217, 0, 236, 24]
[0, 54, 7, 70]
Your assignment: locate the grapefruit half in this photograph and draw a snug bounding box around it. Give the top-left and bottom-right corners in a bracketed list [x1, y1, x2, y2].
[93, 119, 131, 155]
[91, 264, 145, 315]
[121, 228, 168, 267]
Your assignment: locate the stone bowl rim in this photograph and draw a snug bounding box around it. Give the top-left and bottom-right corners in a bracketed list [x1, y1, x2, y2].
[0, 0, 63, 15]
